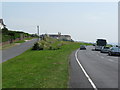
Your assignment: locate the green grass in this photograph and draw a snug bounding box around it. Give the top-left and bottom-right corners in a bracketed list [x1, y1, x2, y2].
[2, 34, 11, 43]
[2, 41, 90, 88]
[25, 37, 36, 40]
[33, 37, 63, 50]
[14, 40, 25, 43]
[15, 37, 36, 43]
[106, 44, 113, 47]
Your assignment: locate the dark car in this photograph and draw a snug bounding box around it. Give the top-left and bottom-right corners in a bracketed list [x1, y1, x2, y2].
[108, 47, 120, 56]
[80, 45, 86, 50]
[100, 46, 110, 53]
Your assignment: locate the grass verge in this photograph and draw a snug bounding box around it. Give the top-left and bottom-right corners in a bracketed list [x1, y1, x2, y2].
[14, 40, 25, 43]
[2, 42, 89, 88]
[14, 37, 36, 43]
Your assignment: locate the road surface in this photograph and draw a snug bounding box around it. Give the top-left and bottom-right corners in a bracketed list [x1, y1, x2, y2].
[69, 46, 118, 89]
[2, 38, 37, 63]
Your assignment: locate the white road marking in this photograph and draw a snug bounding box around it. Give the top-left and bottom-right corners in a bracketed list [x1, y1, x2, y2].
[110, 57, 118, 59]
[108, 59, 114, 62]
[75, 50, 98, 90]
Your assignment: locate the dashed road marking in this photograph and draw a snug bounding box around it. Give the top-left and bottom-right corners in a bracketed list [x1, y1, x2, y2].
[75, 50, 98, 90]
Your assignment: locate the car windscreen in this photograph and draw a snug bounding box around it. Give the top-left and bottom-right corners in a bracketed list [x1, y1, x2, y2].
[112, 47, 119, 52]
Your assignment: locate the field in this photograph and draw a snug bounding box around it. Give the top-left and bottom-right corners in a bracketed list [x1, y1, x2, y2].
[2, 41, 91, 88]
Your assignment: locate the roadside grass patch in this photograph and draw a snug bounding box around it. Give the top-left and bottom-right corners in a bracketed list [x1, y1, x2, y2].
[2, 41, 91, 88]
[15, 38, 36, 43]
[14, 40, 25, 43]
[25, 37, 36, 40]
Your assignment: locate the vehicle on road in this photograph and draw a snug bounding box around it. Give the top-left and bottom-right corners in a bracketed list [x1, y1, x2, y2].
[108, 47, 120, 56]
[95, 39, 107, 51]
[100, 46, 110, 53]
[95, 45, 103, 51]
[80, 45, 86, 50]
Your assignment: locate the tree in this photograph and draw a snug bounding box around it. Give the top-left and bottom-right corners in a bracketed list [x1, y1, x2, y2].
[8, 32, 15, 43]
[2, 27, 8, 34]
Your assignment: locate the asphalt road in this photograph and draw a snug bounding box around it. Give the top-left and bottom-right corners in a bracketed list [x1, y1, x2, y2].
[69, 46, 118, 89]
[2, 38, 37, 63]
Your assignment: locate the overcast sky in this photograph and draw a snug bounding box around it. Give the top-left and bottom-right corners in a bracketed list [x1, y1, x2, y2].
[2, 2, 118, 44]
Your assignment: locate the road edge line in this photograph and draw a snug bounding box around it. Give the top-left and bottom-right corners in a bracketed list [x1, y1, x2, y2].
[75, 49, 98, 90]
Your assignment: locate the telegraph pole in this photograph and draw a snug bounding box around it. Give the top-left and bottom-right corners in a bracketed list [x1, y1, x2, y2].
[37, 25, 40, 41]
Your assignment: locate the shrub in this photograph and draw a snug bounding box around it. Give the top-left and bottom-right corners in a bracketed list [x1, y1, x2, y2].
[43, 44, 50, 50]
[32, 37, 63, 51]
[32, 42, 43, 50]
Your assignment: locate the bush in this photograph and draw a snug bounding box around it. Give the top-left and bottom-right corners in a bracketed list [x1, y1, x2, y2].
[32, 42, 43, 50]
[32, 37, 63, 51]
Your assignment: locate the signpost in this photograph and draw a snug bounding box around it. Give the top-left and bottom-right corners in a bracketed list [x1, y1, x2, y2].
[37, 25, 40, 41]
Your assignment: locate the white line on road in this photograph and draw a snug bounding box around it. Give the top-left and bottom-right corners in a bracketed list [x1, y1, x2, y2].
[108, 59, 114, 62]
[75, 50, 98, 90]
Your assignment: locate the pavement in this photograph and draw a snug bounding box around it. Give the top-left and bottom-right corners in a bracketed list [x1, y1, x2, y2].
[69, 46, 118, 89]
[1, 38, 37, 63]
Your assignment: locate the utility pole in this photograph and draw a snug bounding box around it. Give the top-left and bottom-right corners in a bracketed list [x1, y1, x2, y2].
[37, 25, 40, 41]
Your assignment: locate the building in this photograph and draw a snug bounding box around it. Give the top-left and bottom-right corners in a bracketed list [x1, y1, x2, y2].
[60, 35, 71, 41]
[0, 19, 6, 29]
[40, 32, 71, 41]
[49, 34, 60, 39]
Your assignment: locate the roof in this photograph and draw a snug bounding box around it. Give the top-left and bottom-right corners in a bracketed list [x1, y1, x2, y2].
[49, 34, 59, 37]
[41, 34, 71, 37]
[61, 35, 71, 37]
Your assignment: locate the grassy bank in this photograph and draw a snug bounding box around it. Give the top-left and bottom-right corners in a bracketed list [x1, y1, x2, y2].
[2, 41, 90, 88]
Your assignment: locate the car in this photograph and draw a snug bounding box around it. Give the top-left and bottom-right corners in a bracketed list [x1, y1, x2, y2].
[95, 45, 103, 51]
[100, 46, 110, 53]
[108, 47, 120, 56]
[80, 45, 86, 50]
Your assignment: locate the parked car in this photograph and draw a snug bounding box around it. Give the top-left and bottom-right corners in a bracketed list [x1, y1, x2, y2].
[80, 45, 86, 50]
[95, 45, 103, 51]
[100, 46, 110, 53]
[108, 47, 120, 56]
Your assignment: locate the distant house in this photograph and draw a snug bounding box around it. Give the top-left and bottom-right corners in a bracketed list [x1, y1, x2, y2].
[40, 32, 72, 41]
[59, 35, 71, 41]
[48, 34, 60, 39]
[0, 19, 6, 29]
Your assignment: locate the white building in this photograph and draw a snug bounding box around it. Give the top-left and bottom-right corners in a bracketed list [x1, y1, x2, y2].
[0, 19, 6, 29]
[41, 32, 72, 41]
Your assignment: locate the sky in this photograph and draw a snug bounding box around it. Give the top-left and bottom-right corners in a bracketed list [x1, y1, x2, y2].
[1, 2, 118, 44]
